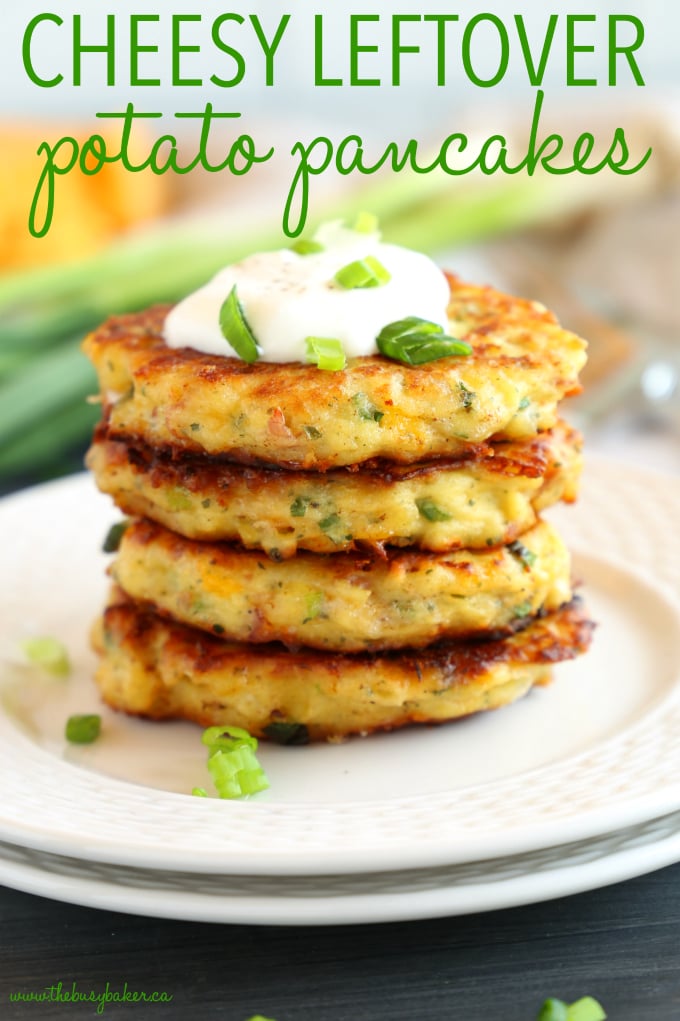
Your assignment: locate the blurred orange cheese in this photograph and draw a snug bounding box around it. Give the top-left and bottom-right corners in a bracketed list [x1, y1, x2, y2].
[0, 120, 170, 269]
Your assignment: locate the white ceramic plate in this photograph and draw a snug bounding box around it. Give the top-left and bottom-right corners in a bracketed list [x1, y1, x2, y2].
[1, 811, 680, 926]
[1, 459, 680, 877]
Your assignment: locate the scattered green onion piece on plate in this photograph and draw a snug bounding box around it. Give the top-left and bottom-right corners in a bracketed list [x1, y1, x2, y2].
[65, 714, 101, 744]
[192, 787, 208, 797]
[201, 724, 258, 751]
[201, 726, 269, 799]
[334, 256, 391, 289]
[22, 636, 71, 677]
[208, 747, 269, 799]
[290, 239, 324, 255]
[102, 519, 129, 553]
[219, 286, 260, 363]
[377, 316, 472, 365]
[305, 336, 346, 372]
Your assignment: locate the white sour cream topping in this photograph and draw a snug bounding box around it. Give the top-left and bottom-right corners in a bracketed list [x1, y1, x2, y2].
[163, 222, 450, 362]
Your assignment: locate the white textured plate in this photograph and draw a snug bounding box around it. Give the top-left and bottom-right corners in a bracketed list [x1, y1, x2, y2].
[1, 459, 680, 876]
[1, 811, 680, 925]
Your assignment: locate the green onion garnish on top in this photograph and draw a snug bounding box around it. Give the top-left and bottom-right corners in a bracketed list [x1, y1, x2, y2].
[22, 636, 71, 677]
[219, 286, 260, 363]
[305, 336, 346, 372]
[290, 239, 324, 255]
[353, 211, 379, 234]
[65, 714, 101, 744]
[376, 316, 472, 365]
[334, 256, 391, 289]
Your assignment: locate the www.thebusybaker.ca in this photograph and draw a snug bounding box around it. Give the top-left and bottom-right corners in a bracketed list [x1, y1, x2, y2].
[8, 981, 173, 1014]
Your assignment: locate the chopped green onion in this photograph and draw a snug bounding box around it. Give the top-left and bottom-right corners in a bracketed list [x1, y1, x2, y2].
[200, 725, 269, 799]
[508, 540, 537, 570]
[290, 496, 309, 517]
[352, 391, 384, 422]
[566, 997, 607, 1021]
[22, 636, 71, 677]
[458, 381, 476, 409]
[334, 256, 391, 289]
[290, 239, 324, 255]
[513, 600, 533, 618]
[201, 724, 258, 751]
[415, 498, 452, 522]
[208, 746, 269, 799]
[102, 520, 129, 553]
[518, 396, 531, 411]
[376, 316, 472, 365]
[65, 714, 101, 744]
[303, 591, 325, 622]
[353, 211, 379, 234]
[537, 997, 607, 1021]
[537, 1000, 569, 1021]
[191, 787, 208, 797]
[166, 487, 193, 512]
[219, 286, 260, 363]
[262, 722, 310, 746]
[319, 513, 341, 533]
[305, 336, 346, 372]
[303, 424, 322, 439]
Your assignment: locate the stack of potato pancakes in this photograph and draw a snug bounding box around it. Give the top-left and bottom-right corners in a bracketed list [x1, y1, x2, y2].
[83, 273, 593, 744]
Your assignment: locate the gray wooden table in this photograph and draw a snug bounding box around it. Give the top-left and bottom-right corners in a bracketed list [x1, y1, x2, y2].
[1, 863, 679, 1020]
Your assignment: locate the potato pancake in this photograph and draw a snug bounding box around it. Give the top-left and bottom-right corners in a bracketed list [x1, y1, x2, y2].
[82, 275, 586, 470]
[112, 518, 572, 652]
[92, 596, 594, 742]
[88, 421, 581, 556]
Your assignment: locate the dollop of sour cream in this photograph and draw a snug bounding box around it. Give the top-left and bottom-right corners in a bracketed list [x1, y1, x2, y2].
[163, 221, 450, 363]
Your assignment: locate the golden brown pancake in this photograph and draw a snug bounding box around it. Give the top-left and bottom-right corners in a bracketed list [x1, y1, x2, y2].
[82, 275, 587, 470]
[92, 596, 594, 742]
[111, 518, 572, 652]
[88, 421, 582, 556]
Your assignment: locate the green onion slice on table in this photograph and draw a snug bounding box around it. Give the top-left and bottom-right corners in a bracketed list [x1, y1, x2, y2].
[376, 316, 472, 365]
[219, 286, 260, 363]
[537, 997, 606, 1021]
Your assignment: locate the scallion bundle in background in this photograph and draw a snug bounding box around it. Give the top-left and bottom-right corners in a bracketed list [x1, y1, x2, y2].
[0, 169, 610, 492]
